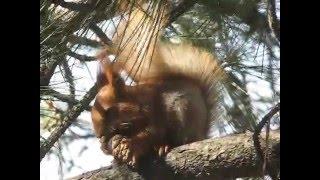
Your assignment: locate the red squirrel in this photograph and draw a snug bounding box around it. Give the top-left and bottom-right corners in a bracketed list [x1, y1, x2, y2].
[91, 1, 224, 168]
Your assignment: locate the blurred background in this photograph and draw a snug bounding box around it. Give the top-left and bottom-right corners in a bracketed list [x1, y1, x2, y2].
[40, 0, 280, 179]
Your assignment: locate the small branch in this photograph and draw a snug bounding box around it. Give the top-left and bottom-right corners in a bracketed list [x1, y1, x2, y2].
[41, 88, 73, 101]
[62, 61, 75, 103]
[51, 0, 95, 12]
[68, 131, 280, 180]
[40, 88, 89, 110]
[40, 84, 98, 162]
[68, 51, 96, 62]
[68, 35, 102, 48]
[89, 23, 112, 46]
[267, 0, 280, 41]
[253, 103, 280, 160]
[253, 102, 280, 179]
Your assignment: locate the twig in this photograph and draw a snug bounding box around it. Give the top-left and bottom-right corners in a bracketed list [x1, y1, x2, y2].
[89, 23, 112, 46]
[40, 56, 66, 87]
[62, 61, 76, 106]
[41, 88, 92, 111]
[266, 0, 280, 41]
[51, 0, 95, 12]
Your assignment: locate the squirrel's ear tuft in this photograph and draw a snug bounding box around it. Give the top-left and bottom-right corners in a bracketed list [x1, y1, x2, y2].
[105, 66, 115, 85]
[96, 64, 119, 88]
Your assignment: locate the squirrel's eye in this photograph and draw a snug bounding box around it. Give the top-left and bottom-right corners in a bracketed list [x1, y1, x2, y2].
[118, 122, 133, 130]
[115, 77, 123, 85]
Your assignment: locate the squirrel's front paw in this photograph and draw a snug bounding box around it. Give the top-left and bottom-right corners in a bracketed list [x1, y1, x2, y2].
[154, 144, 171, 157]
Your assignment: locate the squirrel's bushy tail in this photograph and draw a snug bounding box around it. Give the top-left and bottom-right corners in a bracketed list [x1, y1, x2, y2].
[155, 42, 225, 126]
[98, 1, 225, 126]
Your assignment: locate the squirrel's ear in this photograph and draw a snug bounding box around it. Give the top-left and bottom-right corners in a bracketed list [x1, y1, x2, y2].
[96, 64, 115, 87]
[105, 65, 125, 87]
[96, 60, 119, 87]
[96, 46, 119, 86]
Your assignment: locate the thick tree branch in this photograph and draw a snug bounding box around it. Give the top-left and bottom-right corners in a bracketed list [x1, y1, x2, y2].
[40, 84, 98, 162]
[68, 131, 280, 180]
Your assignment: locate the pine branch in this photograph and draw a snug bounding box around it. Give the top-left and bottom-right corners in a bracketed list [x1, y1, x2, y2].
[41, 87, 92, 111]
[68, 35, 102, 48]
[40, 84, 98, 162]
[68, 51, 96, 62]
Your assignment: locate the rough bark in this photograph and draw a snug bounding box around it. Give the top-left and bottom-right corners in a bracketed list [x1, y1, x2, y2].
[267, 0, 280, 41]
[68, 131, 279, 180]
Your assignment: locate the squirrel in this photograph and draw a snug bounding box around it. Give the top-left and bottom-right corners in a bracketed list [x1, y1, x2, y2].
[91, 1, 224, 168]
